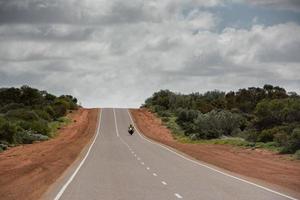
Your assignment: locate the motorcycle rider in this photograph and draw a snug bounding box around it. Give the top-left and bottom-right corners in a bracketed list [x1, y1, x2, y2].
[128, 124, 134, 134]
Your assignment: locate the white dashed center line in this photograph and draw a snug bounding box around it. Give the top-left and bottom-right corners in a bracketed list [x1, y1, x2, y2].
[161, 181, 167, 185]
[146, 167, 150, 170]
[175, 193, 183, 199]
[141, 162, 145, 165]
[153, 173, 157, 177]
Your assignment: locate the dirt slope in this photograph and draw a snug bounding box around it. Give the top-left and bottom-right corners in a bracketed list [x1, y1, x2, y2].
[0, 108, 99, 200]
[130, 108, 300, 194]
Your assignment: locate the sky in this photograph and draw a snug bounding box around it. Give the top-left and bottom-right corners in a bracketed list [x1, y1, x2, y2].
[0, 0, 300, 108]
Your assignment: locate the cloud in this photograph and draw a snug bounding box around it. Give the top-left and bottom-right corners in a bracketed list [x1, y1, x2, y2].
[246, 0, 300, 12]
[0, 0, 299, 107]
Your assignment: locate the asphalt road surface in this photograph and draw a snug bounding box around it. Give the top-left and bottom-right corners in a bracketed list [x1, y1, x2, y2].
[55, 108, 297, 200]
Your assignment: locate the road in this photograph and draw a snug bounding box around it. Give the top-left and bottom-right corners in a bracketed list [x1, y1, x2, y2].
[55, 108, 297, 200]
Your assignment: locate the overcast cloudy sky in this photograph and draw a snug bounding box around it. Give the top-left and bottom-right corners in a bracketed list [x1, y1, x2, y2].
[0, 0, 300, 108]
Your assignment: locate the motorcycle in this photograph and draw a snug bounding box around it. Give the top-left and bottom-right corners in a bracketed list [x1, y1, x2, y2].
[128, 128, 134, 135]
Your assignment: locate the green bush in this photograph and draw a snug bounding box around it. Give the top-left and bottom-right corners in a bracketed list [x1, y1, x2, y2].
[157, 110, 171, 117]
[191, 110, 244, 139]
[274, 131, 289, 146]
[153, 105, 167, 113]
[18, 120, 50, 136]
[34, 109, 51, 121]
[0, 103, 24, 113]
[294, 150, 300, 160]
[45, 105, 55, 118]
[281, 128, 300, 153]
[5, 109, 40, 121]
[142, 87, 299, 154]
[52, 101, 68, 119]
[58, 95, 78, 110]
[16, 130, 48, 144]
[258, 129, 275, 142]
[0, 121, 18, 144]
[243, 129, 259, 142]
[0, 86, 79, 148]
[254, 98, 300, 129]
[161, 117, 169, 123]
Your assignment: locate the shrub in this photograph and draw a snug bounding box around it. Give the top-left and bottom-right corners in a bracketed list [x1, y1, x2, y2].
[274, 131, 289, 146]
[217, 110, 245, 135]
[34, 109, 51, 121]
[254, 98, 300, 129]
[18, 120, 50, 136]
[258, 129, 275, 142]
[16, 130, 48, 144]
[157, 110, 171, 117]
[294, 150, 300, 160]
[176, 108, 199, 134]
[58, 95, 78, 110]
[0, 86, 79, 146]
[189, 133, 198, 141]
[152, 105, 167, 113]
[161, 117, 169, 123]
[52, 101, 68, 119]
[191, 110, 245, 139]
[0, 103, 24, 113]
[176, 108, 199, 125]
[0, 122, 18, 144]
[45, 105, 55, 118]
[281, 128, 300, 153]
[243, 129, 259, 142]
[254, 99, 285, 128]
[5, 109, 40, 121]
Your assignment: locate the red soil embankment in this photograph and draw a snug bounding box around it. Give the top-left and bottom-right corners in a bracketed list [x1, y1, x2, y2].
[131, 108, 300, 194]
[0, 108, 99, 200]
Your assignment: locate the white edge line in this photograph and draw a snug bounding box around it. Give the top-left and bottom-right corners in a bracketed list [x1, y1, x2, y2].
[113, 108, 119, 137]
[127, 109, 298, 200]
[54, 109, 102, 200]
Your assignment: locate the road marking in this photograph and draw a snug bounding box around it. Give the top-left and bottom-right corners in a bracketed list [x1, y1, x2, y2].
[134, 154, 137, 157]
[153, 173, 157, 176]
[54, 110, 102, 200]
[161, 181, 167, 185]
[127, 109, 298, 200]
[141, 162, 145, 165]
[113, 109, 119, 137]
[175, 193, 183, 199]
[131, 151, 134, 154]
[146, 167, 150, 170]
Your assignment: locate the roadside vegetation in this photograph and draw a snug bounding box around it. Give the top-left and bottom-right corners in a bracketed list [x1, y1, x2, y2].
[0, 85, 79, 152]
[142, 85, 300, 158]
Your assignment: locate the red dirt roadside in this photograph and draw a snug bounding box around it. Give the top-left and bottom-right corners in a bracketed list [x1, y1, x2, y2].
[130, 108, 300, 195]
[0, 108, 99, 200]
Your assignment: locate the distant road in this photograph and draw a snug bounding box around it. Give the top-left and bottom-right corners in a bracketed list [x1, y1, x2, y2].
[54, 108, 297, 200]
